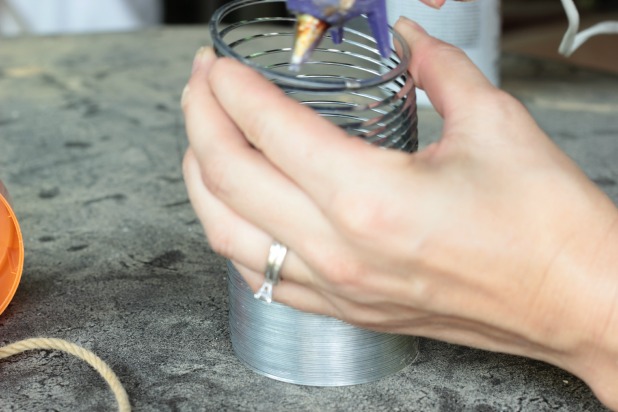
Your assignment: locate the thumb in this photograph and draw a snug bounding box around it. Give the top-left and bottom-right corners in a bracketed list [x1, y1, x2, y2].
[394, 17, 496, 118]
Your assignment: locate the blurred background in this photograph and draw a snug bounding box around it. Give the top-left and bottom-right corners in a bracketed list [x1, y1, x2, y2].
[0, 0, 616, 72]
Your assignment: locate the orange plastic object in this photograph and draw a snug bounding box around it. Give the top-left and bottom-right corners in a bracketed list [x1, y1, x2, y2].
[0, 183, 24, 316]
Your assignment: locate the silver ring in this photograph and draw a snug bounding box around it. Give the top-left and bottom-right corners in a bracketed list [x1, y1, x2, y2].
[254, 241, 288, 304]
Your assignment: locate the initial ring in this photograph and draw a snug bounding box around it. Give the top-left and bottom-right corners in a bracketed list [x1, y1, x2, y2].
[254, 241, 288, 304]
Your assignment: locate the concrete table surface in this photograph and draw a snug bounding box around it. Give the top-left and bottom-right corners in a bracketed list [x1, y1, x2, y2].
[0, 27, 616, 411]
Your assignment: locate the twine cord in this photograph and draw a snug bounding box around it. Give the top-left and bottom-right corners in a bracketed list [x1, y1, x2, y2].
[0, 337, 130, 412]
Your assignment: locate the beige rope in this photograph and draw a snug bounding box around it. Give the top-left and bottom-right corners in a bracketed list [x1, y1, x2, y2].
[0, 337, 131, 412]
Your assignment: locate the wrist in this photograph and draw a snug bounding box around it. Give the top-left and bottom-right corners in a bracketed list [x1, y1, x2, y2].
[570, 219, 618, 410]
[542, 205, 618, 410]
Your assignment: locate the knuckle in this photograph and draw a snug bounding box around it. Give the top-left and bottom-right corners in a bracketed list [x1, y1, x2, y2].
[303, 242, 367, 291]
[321, 256, 365, 288]
[425, 42, 470, 73]
[243, 111, 272, 150]
[204, 218, 234, 259]
[407, 276, 434, 309]
[201, 156, 232, 199]
[330, 191, 394, 241]
[305, 243, 366, 289]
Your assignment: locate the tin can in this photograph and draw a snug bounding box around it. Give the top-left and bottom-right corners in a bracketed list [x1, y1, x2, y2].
[387, 0, 501, 107]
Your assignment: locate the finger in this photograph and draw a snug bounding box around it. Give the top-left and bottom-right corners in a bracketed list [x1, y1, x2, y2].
[186, 140, 427, 322]
[394, 17, 497, 118]
[183, 47, 248, 162]
[182, 66, 340, 289]
[232, 261, 340, 317]
[206, 56, 413, 219]
[418, 0, 473, 9]
[234, 261, 433, 334]
[183, 148, 318, 286]
[418, 0, 446, 8]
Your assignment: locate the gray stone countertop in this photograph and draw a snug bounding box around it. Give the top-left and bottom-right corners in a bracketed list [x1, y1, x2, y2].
[0, 27, 616, 411]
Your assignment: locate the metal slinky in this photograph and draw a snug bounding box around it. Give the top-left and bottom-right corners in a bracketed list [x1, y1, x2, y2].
[228, 263, 419, 386]
[212, 0, 420, 386]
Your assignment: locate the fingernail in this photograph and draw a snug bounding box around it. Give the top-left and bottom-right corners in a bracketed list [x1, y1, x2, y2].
[426, 0, 441, 9]
[181, 84, 190, 107]
[192, 46, 214, 74]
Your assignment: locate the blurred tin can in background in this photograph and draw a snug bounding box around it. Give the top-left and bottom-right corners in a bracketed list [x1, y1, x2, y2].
[387, 0, 501, 107]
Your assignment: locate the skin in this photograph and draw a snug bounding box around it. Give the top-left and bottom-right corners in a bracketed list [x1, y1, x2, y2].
[420, 0, 472, 8]
[181, 17, 618, 411]
[420, 0, 448, 8]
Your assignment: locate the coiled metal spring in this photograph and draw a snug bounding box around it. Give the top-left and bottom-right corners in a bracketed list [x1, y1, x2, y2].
[227, 262, 419, 386]
[211, 0, 420, 386]
[210, 0, 418, 151]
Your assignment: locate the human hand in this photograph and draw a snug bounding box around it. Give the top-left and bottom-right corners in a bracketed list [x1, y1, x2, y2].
[419, 0, 469, 8]
[182, 18, 618, 409]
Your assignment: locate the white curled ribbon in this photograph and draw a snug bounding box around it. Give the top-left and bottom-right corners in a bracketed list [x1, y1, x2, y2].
[559, 0, 618, 57]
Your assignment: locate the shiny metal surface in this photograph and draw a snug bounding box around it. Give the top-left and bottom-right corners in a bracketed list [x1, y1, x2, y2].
[253, 241, 288, 303]
[210, 0, 418, 151]
[228, 262, 419, 386]
[213, 0, 420, 386]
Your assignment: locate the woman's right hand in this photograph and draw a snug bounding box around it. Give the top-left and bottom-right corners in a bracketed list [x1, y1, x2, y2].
[182, 15, 618, 411]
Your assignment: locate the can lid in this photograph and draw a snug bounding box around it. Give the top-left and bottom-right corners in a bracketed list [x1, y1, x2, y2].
[0, 192, 24, 316]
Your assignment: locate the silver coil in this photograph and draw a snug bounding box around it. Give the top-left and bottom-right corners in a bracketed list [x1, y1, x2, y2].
[210, 0, 418, 151]
[211, 0, 420, 386]
[228, 262, 419, 386]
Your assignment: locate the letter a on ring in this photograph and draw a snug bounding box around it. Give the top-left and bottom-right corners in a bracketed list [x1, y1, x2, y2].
[254, 241, 288, 303]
